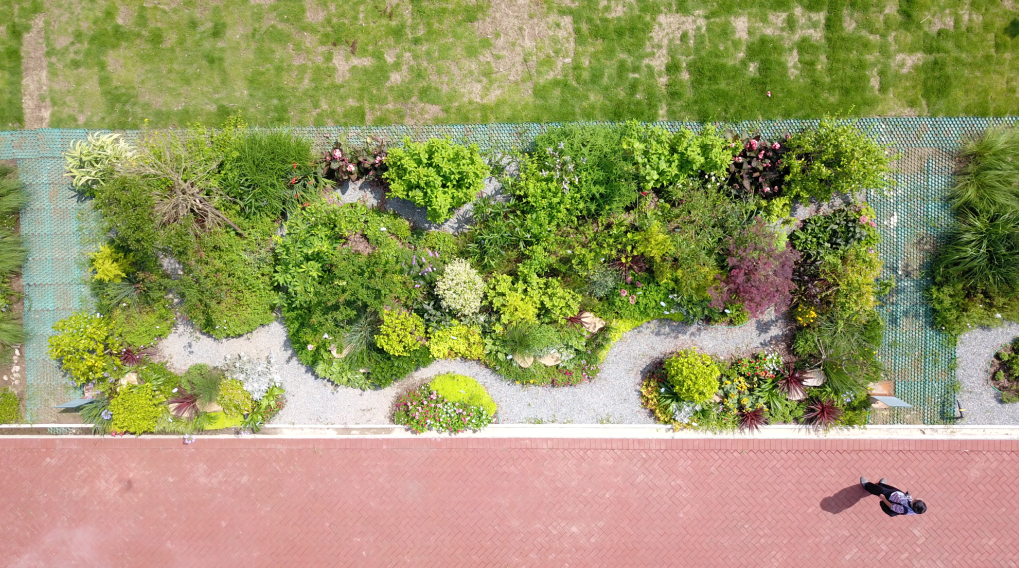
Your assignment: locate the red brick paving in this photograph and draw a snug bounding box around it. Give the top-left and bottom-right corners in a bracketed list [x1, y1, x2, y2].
[1, 437, 1016, 568]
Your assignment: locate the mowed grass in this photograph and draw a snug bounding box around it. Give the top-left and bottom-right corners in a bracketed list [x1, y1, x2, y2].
[7, 0, 1019, 128]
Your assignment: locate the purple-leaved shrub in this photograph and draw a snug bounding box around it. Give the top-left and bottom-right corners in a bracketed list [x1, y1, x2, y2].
[710, 217, 800, 319]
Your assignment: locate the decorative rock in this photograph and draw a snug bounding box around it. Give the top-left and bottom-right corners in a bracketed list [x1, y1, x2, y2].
[330, 344, 355, 359]
[785, 386, 807, 401]
[579, 312, 606, 334]
[537, 352, 562, 366]
[197, 400, 224, 413]
[516, 355, 535, 369]
[119, 372, 139, 387]
[801, 369, 826, 387]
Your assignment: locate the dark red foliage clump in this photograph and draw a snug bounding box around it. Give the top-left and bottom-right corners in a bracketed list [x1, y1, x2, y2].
[804, 398, 843, 428]
[727, 133, 791, 199]
[710, 217, 801, 318]
[779, 363, 806, 400]
[738, 407, 768, 432]
[168, 391, 200, 420]
[119, 348, 143, 366]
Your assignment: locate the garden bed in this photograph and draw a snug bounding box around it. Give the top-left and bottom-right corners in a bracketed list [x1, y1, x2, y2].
[36, 118, 899, 434]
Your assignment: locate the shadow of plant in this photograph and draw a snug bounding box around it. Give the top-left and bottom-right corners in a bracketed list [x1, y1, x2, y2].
[820, 484, 868, 515]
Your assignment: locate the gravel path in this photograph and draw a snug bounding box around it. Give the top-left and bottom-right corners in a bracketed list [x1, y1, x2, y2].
[956, 323, 1019, 425]
[154, 311, 791, 426]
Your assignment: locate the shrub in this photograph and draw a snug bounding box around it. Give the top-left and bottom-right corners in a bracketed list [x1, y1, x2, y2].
[726, 133, 791, 199]
[663, 349, 720, 404]
[47, 312, 124, 386]
[0, 387, 21, 424]
[109, 383, 164, 434]
[950, 126, 1019, 216]
[217, 378, 255, 417]
[393, 386, 494, 434]
[90, 176, 162, 271]
[112, 304, 174, 349]
[64, 133, 136, 196]
[486, 273, 580, 325]
[220, 129, 316, 219]
[435, 259, 484, 318]
[320, 136, 388, 183]
[428, 324, 485, 360]
[90, 245, 131, 283]
[622, 122, 732, 189]
[375, 309, 426, 357]
[821, 246, 883, 322]
[383, 137, 490, 223]
[428, 373, 497, 417]
[710, 217, 801, 318]
[241, 383, 287, 432]
[223, 352, 282, 401]
[786, 118, 891, 202]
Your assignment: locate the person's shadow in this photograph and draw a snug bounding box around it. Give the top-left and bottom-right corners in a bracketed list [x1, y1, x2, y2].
[820, 484, 869, 514]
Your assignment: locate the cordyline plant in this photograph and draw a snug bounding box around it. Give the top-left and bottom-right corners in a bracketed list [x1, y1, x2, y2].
[726, 133, 791, 199]
[710, 217, 801, 318]
[738, 407, 768, 432]
[804, 397, 842, 428]
[778, 363, 807, 400]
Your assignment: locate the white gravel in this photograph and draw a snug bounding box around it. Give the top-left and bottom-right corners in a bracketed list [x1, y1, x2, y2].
[956, 323, 1019, 425]
[154, 311, 791, 426]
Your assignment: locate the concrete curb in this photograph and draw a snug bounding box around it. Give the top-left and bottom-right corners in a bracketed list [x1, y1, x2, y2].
[4, 424, 1019, 439]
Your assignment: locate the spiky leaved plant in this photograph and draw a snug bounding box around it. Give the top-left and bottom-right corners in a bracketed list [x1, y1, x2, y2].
[779, 363, 807, 400]
[738, 407, 768, 432]
[804, 397, 842, 429]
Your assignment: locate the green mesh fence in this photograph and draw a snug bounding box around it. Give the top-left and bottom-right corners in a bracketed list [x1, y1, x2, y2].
[3, 118, 1013, 423]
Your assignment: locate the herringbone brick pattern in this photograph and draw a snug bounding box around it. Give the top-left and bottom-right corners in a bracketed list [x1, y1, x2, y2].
[0, 438, 1015, 567]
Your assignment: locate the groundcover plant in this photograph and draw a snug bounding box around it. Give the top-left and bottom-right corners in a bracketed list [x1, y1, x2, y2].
[49, 116, 892, 434]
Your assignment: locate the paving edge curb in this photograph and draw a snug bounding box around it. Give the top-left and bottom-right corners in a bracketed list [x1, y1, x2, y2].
[3, 424, 1019, 439]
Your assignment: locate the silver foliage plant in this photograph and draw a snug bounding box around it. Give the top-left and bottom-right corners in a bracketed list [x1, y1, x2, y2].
[435, 258, 484, 318]
[223, 352, 281, 401]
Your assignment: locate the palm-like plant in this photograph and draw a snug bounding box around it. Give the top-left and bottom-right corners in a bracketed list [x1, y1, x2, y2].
[779, 363, 807, 400]
[738, 407, 768, 432]
[804, 397, 842, 429]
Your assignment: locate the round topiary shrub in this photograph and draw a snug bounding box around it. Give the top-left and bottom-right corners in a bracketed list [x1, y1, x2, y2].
[428, 373, 497, 417]
[663, 349, 720, 404]
[435, 259, 485, 318]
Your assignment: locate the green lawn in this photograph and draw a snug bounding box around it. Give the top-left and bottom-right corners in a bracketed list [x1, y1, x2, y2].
[3, 0, 1019, 128]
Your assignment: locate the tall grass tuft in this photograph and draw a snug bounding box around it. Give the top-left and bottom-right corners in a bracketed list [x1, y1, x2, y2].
[221, 130, 314, 219]
[951, 126, 1019, 216]
[934, 212, 1019, 296]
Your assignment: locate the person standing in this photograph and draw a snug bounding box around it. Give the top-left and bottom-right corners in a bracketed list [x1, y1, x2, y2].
[860, 477, 927, 516]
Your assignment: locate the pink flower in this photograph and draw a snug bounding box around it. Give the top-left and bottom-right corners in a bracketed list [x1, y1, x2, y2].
[332, 149, 342, 159]
[735, 156, 743, 163]
[750, 139, 759, 150]
[758, 151, 765, 159]
[767, 91, 771, 97]
[772, 142, 780, 150]
[860, 215, 870, 224]
[629, 296, 637, 305]
[620, 289, 628, 297]
[635, 281, 643, 288]
[346, 164, 355, 172]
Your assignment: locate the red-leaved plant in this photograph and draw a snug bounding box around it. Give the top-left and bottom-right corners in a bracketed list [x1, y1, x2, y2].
[738, 407, 768, 432]
[779, 363, 807, 400]
[804, 397, 842, 428]
[119, 348, 143, 366]
[168, 391, 200, 420]
[710, 217, 801, 318]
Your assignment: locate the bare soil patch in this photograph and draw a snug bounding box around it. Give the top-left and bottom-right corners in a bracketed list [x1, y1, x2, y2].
[21, 14, 51, 129]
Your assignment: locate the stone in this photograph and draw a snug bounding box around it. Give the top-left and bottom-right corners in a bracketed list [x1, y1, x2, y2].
[329, 344, 355, 359]
[119, 372, 139, 387]
[579, 311, 606, 334]
[197, 400, 224, 413]
[537, 352, 562, 366]
[785, 386, 807, 401]
[801, 369, 826, 387]
[516, 355, 535, 369]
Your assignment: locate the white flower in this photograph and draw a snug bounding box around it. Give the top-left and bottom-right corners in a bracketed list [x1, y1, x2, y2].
[660, 302, 666, 307]
[172, 388, 178, 393]
[380, 226, 386, 231]
[996, 314, 1003, 318]
[307, 344, 315, 350]
[323, 333, 330, 339]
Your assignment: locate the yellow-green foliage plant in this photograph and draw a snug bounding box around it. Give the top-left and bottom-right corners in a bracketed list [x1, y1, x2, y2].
[428, 373, 497, 418]
[663, 349, 720, 404]
[90, 244, 131, 283]
[109, 383, 164, 434]
[428, 324, 485, 360]
[375, 309, 427, 357]
[47, 311, 124, 387]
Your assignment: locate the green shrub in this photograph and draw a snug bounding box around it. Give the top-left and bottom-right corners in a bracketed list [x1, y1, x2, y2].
[0, 387, 21, 424]
[109, 383, 164, 434]
[180, 364, 224, 407]
[428, 324, 485, 360]
[663, 349, 720, 404]
[435, 259, 484, 318]
[177, 218, 277, 339]
[383, 137, 490, 223]
[428, 372, 497, 417]
[933, 212, 1019, 299]
[90, 176, 162, 271]
[220, 129, 315, 219]
[486, 273, 580, 325]
[90, 245, 131, 283]
[217, 378, 254, 417]
[64, 133, 136, 196]
[375, 309, 426, 357]
[112, 304, 174, 349]
[47, 311, 124, 386]
[622, 122, 732, 189]
[786, 118, 891, 201]
[950, 126, 1019, 217]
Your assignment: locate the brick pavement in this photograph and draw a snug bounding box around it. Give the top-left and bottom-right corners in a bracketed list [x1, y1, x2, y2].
[0, 437, 1016, 568]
